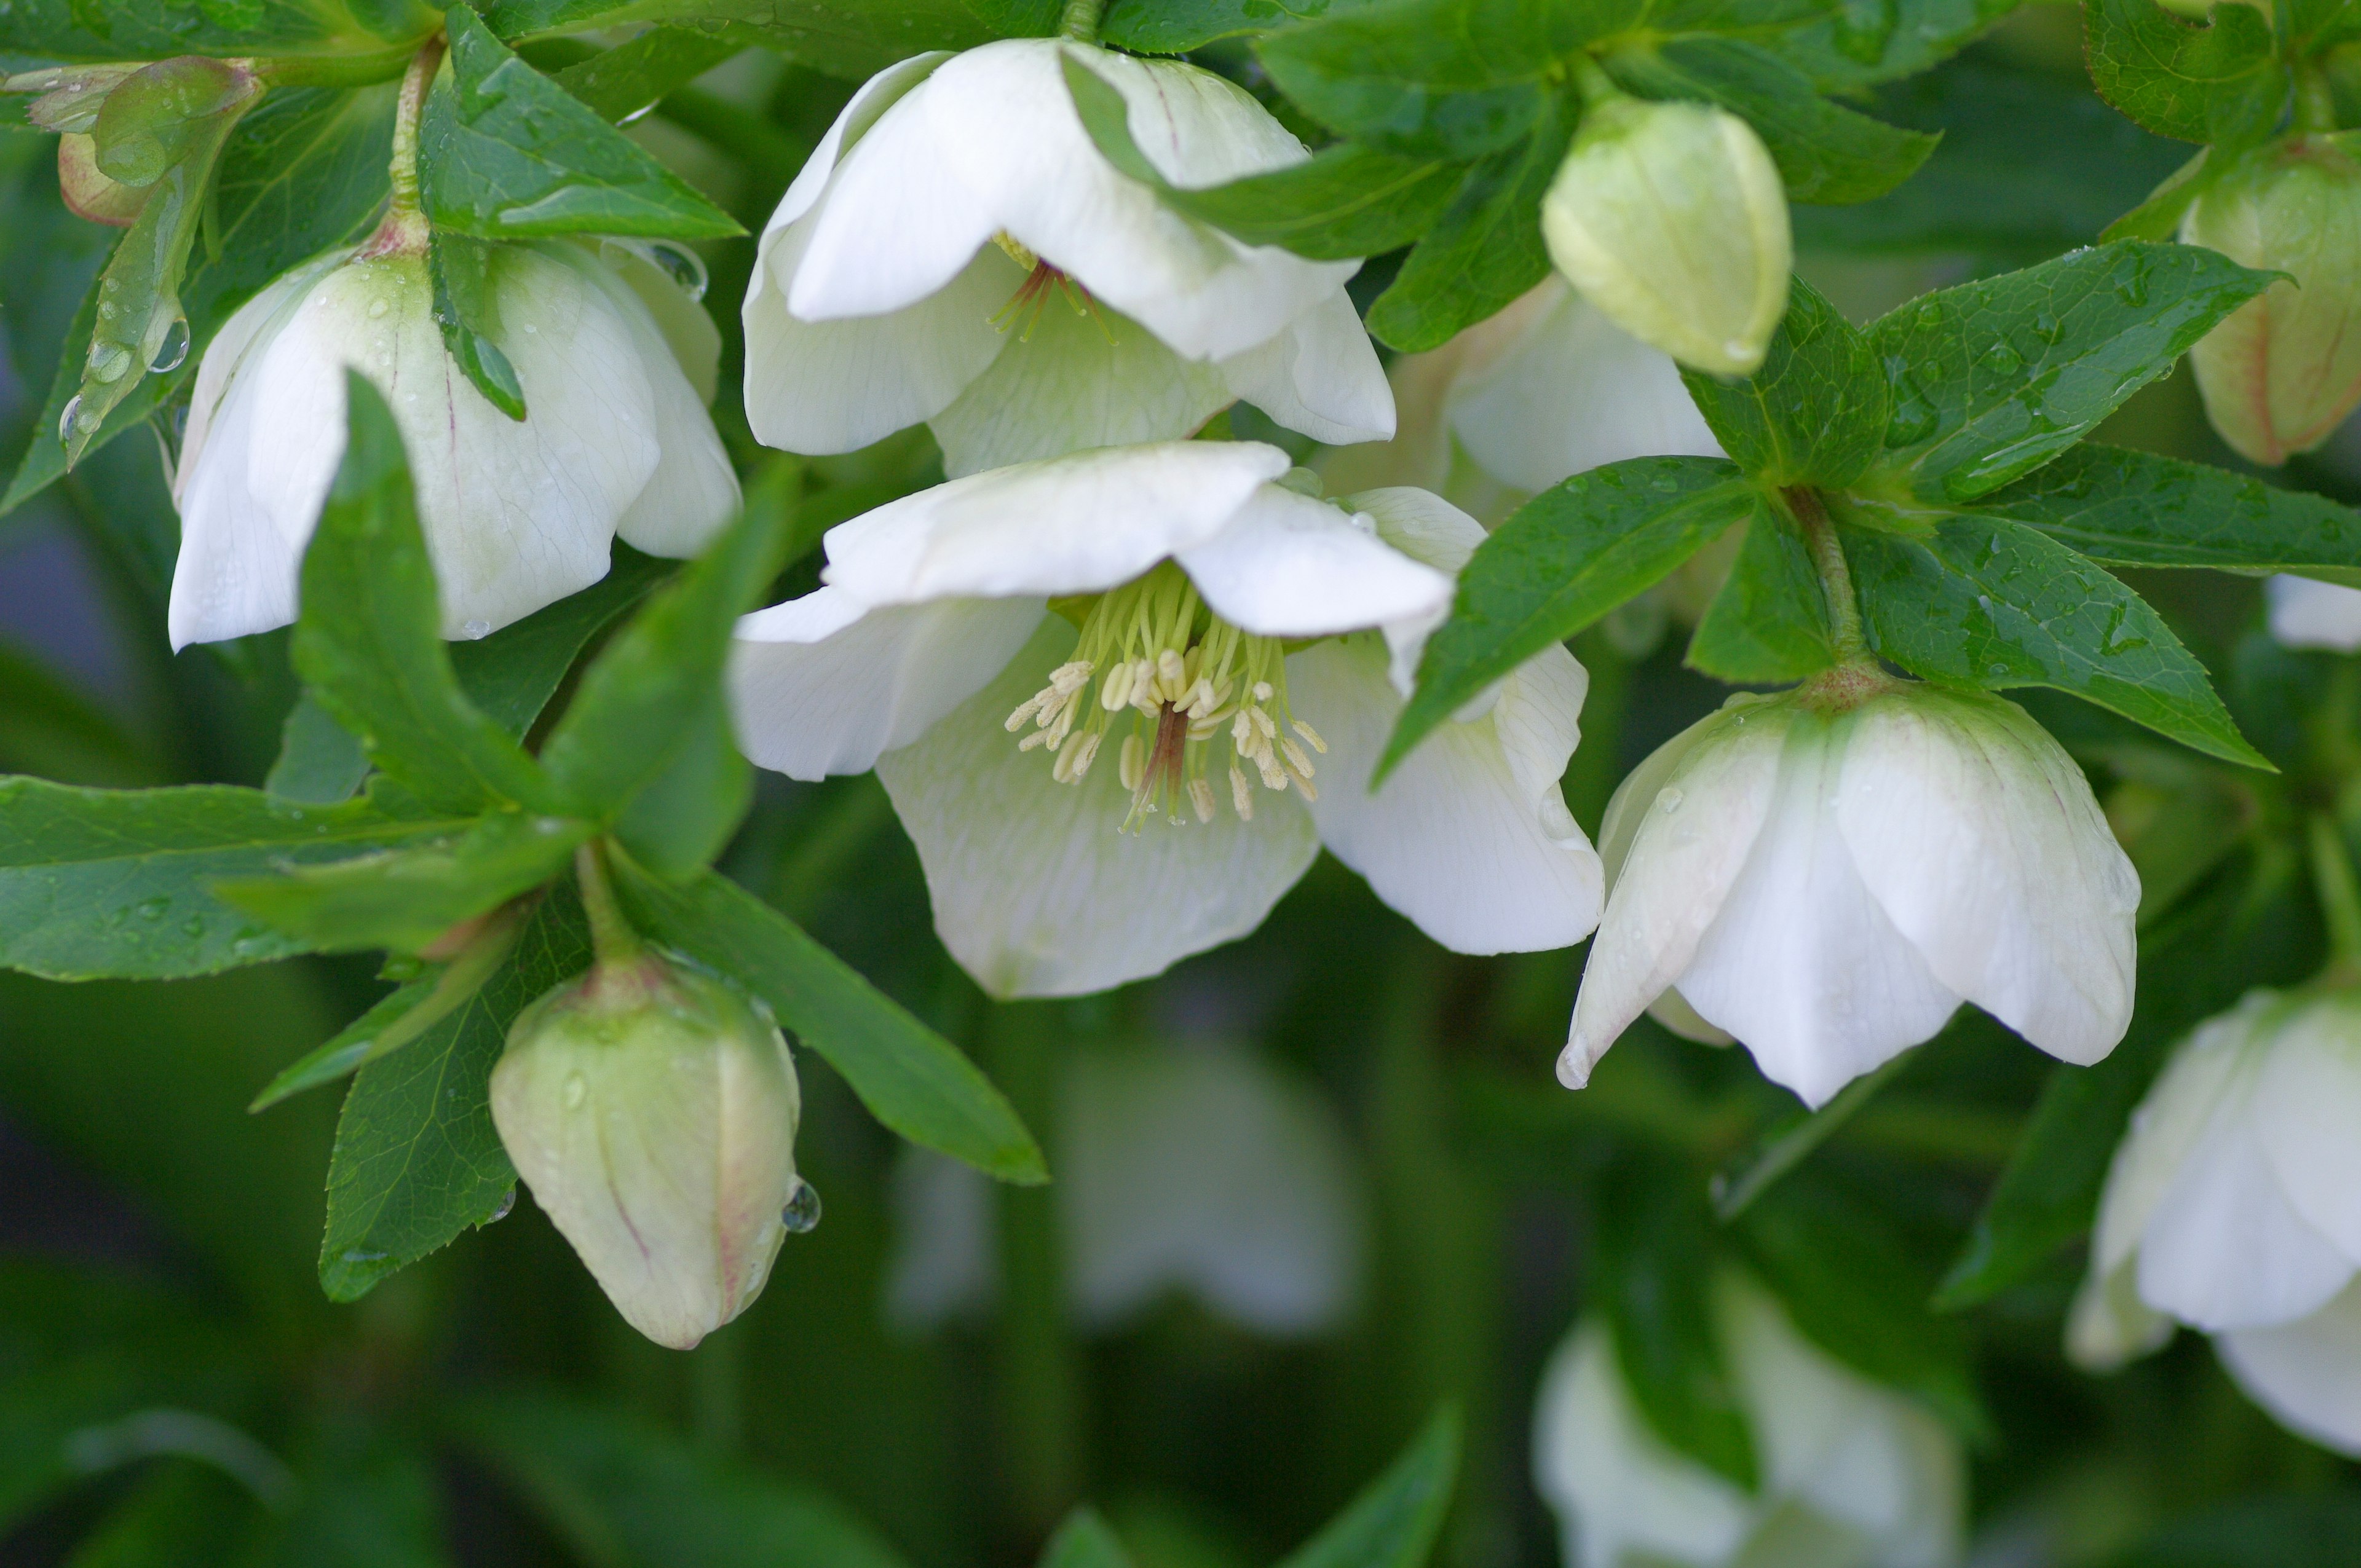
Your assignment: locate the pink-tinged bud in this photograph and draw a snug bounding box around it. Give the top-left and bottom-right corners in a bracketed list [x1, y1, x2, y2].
[2185, 134, 2361, 466]
[492, 954, 806, 1349]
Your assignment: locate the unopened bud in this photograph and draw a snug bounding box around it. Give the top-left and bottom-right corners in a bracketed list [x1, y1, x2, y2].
[2185, 134, 2361, 465]
[1541, 97, 1791, 377]
[491, 953, 805, 1349]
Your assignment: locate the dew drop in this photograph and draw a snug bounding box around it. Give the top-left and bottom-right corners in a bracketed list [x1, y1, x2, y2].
[562, 1071, 587, 1109]
[484, 1187, 516, 1224]
[2031, 312, 2062, 345]
[367, 297, 390, 319]
[1656, 786, 1685, 814]
[148, 317, 189, 374]
[461, 618, 492, 639]
[647, 241, 709, 302]
[86, 341, 133, 384]
[134, 896, 170, 921]
[1982, 341, 2022, 375]
[341, 1248, 389, 1266]
[57, 395, 82, 443]
[781, 1179, 823, 1234]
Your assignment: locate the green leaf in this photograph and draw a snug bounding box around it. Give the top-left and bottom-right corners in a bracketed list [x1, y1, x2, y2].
[1843, 513, 2268, 767]
[1961, 444, 2361, 575]
[608, 694, 754, 881]
[2102, 147, 2220, 244]
[1768, 0, 2017, 87]
[1592, 1151, 1757, 1490]
[422, 5, 742, 242]
[0, 0, 436, 60]
[1254, 0, 1575, 157]
[1382, 458, 1762, 778]
[451, 1387, 918, 1568]
[549, 25, 741, 121]
[449, 546, 676, 738]
[606, 853, 1048, 1184]
[1101, 0, 1348, 52]
[294, 373, 569, 817]
[1275, 1406, 1460, 1568]
[537, 468, 797, 819]
[318, 884, 590, 1301]
[215, 809, 593, 953]
[2084, 0, 2285, 148]
[0, 779, 461, 982]
[427, 230, 528, 420]
[1363, 96, 1572, 353]
[1684, 510, 1832, 683]
[1042, 1511, 1135, 1568]
[1607, 39, 1938, 205]
[1863, 240, 2276, 503]
[1680, 277, 1888, 488]
[480, 0, 992, 81]
[266, 695, 372, 805]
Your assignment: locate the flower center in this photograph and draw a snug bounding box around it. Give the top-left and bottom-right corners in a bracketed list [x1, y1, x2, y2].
[990, 232, 1112, 343]
[1003, 561, 1326, 830]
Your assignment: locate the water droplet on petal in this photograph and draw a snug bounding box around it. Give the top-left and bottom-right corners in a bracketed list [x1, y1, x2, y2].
[367, 297, 390, 319]
[148, 317, 189, 374]
[647, 241, 709, 302]
[461, 618, 491, 640]
[562, 1072, 587, 1109]
[781, 1179, 822, 1234]
[1656, 786, 1685, 814]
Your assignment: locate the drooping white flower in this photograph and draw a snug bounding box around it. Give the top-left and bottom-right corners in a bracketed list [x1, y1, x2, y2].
[1563, 679, 2138, 1108]
[740, 39, 1392, 478]
[2266, 573, 2361, 652]
[1324, 276, 1722, 511]
[885, 1039, 1364, 1337]
[2070, 988, 2361, 1456]
[1534, 1273, 1964, 1568]
[168, 237, 738, 648]
[729, 441, 1602, 998]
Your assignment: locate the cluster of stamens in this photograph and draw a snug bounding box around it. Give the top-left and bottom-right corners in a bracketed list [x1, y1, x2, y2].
[1003, 562, 1326, 830]
[990, 232, 1114, 344]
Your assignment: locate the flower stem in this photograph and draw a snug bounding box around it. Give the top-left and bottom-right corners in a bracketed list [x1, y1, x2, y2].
[1788, 487, 1870, 666]
[575, 842, 644, 972]
[1568, 52, 1623, 109]
[2308, 813, 2361, 974]
[368, 33, 443, 256]
[1060, 0, 1105, 43]
[2296, 63, 2339, 135]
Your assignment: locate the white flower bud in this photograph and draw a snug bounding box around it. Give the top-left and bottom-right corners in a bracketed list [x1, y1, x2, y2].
[1534, 1273, 1963, 1568]
[491, 954, 805, 1350]
[168, 237, 738, 649]
[2073, 988, 2361, 1455]
[2184, 134, 2361, 466]
[1564, 681, 2138, 1106]
[1541, 98, 1792, 377]
[2266, 573, 2361, 652]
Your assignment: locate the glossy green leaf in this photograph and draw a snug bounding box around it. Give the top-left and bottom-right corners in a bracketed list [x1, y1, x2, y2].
[0, 779, 461, 982]
[294, 374, 568, 818]
[1607, 38, 1938, 205]
[1275, 1406, 1460, 1568]
[606, 852, 1048, 1184]
[481, 0, 992, 80]
[1383, 458, 1762, 778]
[1364, 97, 1571, 353]
[448, 546, 676, 739]
[1101, 0, 1348, 52]
[0, 0, 436, 60]
[1863, 241, 2274, 503]
[1768, 0, 2017, 87]
[549, 25, 740, 121]
[1254, 0, 1572, 157]
[427, 229, 527, 421]
[1685, 511, 1833, 684]
[1680, 277, 1888, 488]
[422, 5, 742, 242]
[2084, 0, 2284, 148]
[266, 696, 372, 805]
[607, 694, 754, 882]
[318, 884, 590, 1301]
[1843, 514, 2267, 767]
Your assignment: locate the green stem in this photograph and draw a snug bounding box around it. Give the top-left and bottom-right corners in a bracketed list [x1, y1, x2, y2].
[575, 843, 643, 971]
[1060, 0, 1105, 42]
[368, 34, 443, 254]
[2308, 812, 2361, 972]
[1710, 1048, 1913, 1221]
[1789, 487, 1870, 666]
[1568, 52, 1623, 109]
[253, 44, 419, 89]
[2296, 62, 2339, 135]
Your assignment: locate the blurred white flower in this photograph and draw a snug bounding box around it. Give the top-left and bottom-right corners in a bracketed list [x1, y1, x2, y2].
[729, 441, 1602, 998]
[2266, 574, 2361, 652]
[1534, 1273, 1963, 1568]
[2071, 988, 2361, 1456]
[1564, 680, 2138, 1107]
[740, 39, 1391, 478]
[168, 237, 737, 649]
[885, 1041, 1364, 1337]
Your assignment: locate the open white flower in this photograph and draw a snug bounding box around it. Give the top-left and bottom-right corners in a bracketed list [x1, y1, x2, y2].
[168, 237, 737, 648]
[2266, 573, 2361, 652]
[2070, 988, 2361, 1456]
[1535, 1273, 1964, 1568]
[1564, 679, 2138, 1108]
[740, 39, 1392, 478]
[729, 441, 1602, 997]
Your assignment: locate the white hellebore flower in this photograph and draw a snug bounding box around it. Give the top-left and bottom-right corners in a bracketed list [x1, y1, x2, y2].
[169, 236, 738, 648]
[1564, 679, 2138, 1108]
[729, 441, 1603, 998]
[2266, 573, 2361, 652]
[741, 39, 1393, 478]
[1535, 1274, 1964, 1568]
[2071, 988, 2361, 1457]
[885, 1040, 1365, 1337]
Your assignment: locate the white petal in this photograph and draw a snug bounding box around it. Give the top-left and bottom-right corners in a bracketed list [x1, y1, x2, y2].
[1175, 484, 1451, 639]
[928, 293, 1232, 477]
[1563, 702, 1785, 1089]
[2251, 995, 2361, 1264]
[2066, 1260, 2175, 1373]
[1219, 286, 1396, 446]
[1835, 689, 2138, 1066]
[874, 616, 1318, 998]
[1680, 709, 1965, 1108]
[1446, 277, 1722, 492]
[761, 52, 948, 243]
[1340, 485, 1487, 692]
[2135, 1087, 2354, 1331]
[823, 441, 1290, 607]
[2091, 999, 2266, 1277]
[729, 588, 1044, 781]
[1286, 636, 1602, 953]
[745, 215, 1015, 455]
[2267, 573, 2361, 653]
[596, 237, 722, 403]
[2217, 1279, 2361, 1457]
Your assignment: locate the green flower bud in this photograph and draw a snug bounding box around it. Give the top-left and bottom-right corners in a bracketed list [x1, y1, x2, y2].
[1540, 97, 1792, 377]
[2185, 134, 2361, 466]
[492, 953, 805, 1350]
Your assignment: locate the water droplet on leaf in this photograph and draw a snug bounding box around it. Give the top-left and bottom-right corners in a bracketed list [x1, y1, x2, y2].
[148, 317, 188, 374]
[86, 341, 133, 384]
[485, 1188, 516, 1224]
[58, 395, 83, 443]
